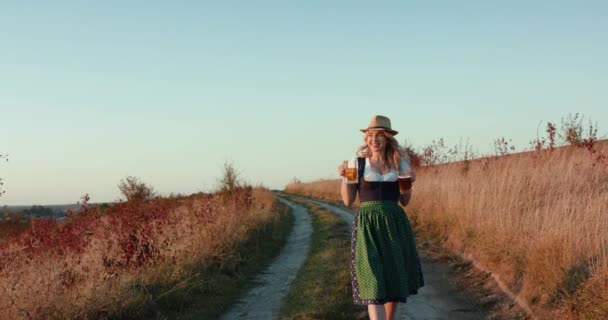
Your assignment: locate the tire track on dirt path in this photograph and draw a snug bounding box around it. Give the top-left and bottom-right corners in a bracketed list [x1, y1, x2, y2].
[220, 197, 312, 320]
[293, 196, 489, 320]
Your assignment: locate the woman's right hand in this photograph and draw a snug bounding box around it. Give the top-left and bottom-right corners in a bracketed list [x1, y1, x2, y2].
[337, 161, 347, 177]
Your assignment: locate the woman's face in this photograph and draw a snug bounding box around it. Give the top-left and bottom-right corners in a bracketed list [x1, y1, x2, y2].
[365, 130, 388, 154]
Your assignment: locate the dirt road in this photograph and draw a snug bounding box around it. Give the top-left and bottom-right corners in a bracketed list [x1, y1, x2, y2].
[221, 195, 489, 319]
[220, 198, 313, 319]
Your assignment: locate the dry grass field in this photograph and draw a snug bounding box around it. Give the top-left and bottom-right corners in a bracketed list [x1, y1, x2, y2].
[285, 141, 608, 319]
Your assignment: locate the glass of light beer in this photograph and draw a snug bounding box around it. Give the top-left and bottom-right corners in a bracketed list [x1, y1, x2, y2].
[343, 159, 358, 184]
[398, 160, 414, 192]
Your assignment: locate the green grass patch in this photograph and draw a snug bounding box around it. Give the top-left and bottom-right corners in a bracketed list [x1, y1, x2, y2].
[106, 200, 295, 320]
[280, 197, 364, 320]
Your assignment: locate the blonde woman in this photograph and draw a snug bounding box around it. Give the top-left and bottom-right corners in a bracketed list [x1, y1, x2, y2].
[338, 115, 424, 320]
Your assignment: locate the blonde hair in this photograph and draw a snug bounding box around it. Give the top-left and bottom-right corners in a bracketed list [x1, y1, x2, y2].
[358, 132, 408, 171]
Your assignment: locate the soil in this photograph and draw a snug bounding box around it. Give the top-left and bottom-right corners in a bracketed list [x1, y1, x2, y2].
[220, 198, 313, 319]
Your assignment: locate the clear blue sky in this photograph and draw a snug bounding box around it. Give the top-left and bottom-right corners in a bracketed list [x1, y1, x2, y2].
[1, 1, 607, 205]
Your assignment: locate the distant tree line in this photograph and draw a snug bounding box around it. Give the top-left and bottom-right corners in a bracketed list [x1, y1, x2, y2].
[19, 205, 60, 218]
[1, 205, 59, 224]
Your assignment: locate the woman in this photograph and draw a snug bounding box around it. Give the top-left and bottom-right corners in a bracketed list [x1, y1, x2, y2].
[338, 115, 425, 320]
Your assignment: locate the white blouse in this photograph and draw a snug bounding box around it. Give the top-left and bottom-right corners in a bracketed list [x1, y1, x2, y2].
[351, 157, 411, 182]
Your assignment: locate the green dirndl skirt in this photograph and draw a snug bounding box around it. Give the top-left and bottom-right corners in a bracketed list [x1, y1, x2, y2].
[350, 201, 425, 305]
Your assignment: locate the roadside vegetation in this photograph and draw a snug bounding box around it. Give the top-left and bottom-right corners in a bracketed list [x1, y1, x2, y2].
[0, 163, 293, 319]
[285, 114, 608, 319]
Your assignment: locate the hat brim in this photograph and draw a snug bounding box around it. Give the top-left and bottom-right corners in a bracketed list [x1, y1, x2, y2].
[360, 128, 398, 136]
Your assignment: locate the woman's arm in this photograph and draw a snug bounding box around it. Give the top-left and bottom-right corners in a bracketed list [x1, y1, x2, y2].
[341, 181, 357, 207]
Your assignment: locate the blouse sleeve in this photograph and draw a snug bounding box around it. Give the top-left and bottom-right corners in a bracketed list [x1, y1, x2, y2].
[399, 157, 412, 175]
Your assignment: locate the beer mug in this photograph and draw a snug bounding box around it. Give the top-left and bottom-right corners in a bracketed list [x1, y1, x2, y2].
[398, 160, 413, 192]
[343, 159, 358, 184]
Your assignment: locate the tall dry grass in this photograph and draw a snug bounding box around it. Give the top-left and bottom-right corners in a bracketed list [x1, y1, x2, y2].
[285, 145, 608, 318]
[0, 188, 276, 319]
[411, 146, 608, 318]
[285, 179, 342, 203]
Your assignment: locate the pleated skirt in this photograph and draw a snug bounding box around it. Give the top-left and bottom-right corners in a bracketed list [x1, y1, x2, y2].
[350, 201, 425, 305]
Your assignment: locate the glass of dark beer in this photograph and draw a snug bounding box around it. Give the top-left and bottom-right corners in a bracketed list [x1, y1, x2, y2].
[398, 160, 413, 192]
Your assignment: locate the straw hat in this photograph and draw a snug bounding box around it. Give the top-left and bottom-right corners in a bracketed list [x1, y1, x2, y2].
[360, 115, 398, 136]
